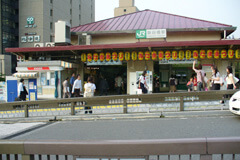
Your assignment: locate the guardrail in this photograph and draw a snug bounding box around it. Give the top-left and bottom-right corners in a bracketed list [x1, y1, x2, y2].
[0, 90, 237, 118]
[0, 137, 240, 160]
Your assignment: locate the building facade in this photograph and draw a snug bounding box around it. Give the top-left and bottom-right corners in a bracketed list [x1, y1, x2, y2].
[114, 0, 139, 17]
[19, 0, 95, 48]
[0, 0, 19, 75]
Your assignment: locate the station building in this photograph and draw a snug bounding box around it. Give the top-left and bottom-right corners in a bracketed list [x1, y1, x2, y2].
[6, 0, 240, 99]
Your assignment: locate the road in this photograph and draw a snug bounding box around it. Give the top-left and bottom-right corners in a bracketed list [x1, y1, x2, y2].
[10, 113, 240, 141]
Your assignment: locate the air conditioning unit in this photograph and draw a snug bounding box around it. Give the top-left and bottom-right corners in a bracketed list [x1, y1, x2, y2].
[45, 42, 55, 47]
[55, 20, 71, 44]
[34, 43, 44, 47]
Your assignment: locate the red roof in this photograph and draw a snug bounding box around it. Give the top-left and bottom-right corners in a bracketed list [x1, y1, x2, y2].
[6, 40, 240, 53]
[71, 9, 234, 33]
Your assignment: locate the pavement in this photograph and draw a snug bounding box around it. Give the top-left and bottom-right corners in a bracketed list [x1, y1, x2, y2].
[0, 109, 237, 140]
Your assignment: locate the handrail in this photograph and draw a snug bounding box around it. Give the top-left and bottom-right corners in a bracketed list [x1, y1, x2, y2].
[0, 137, 240, 156]
[0, 90, 237, 117]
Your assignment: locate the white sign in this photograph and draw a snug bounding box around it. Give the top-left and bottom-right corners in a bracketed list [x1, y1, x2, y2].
[159, 58, 197, 64]
[87, 60, 122, 66]
[146, 29, 167, 38]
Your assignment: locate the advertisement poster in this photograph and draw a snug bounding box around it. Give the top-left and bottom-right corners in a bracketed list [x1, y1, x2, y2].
[0, 82, 6, 102]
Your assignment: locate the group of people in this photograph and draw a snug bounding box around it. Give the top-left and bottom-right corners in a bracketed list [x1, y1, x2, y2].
[62, 73, 96, 98]
[187, 61, 238, 92]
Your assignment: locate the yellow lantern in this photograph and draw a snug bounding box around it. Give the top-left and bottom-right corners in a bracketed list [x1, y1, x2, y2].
[186, 50, 191, 60]
[236, 49, 240, 59]
[193, 50, 198, 59]
[81, 53, 86, 62]
[158, 51, 164, 60]
[100, 52, 105, 62]
[172, 51, 177, 60]
[179, 50, 184, 60]
[145, 51, 150, 60]
[138, 51, 144, 61]
[87, 53, 92, 62]
[106, 52, 111, 62]
[152, 51, 157, 60]
[200, 50, 205, 59]
[165, 51, 171, 60]
[228, 49, 234, 59]
[221, 49, 227, 59]
[125, 52, 130, 61]
[214, 49, 220, 59]
[119, 52, 124, 61]
[207, 50, 213, 59]
[132, 51, 137, 61]
[112, 52, 118, 61]
[93, 53, 98, 62]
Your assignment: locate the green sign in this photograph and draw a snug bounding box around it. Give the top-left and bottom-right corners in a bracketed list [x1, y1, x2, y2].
[136, 30, 147, 39]
[27, 17, 35, 25]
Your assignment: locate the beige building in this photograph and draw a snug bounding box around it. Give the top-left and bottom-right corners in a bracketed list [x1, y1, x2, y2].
[114, 0, 139, 17]
[19, 0, 95, 48]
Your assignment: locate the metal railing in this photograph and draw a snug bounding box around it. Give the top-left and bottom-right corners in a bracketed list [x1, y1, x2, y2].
[0, 137, 240, 160]
[0, 90, 237, 118]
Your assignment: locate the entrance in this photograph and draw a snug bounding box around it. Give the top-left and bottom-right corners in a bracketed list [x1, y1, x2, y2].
[84, 63, 127, 95]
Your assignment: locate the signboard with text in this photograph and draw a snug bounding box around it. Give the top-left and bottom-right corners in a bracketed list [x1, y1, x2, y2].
[136, 29, 167, 39]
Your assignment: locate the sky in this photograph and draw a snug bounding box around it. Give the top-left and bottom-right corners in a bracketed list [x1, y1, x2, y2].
[95, 0, 240, 38]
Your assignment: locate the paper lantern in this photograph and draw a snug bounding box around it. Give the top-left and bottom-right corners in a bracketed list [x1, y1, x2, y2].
[236, 49, 240, 59]
[158, 51, 164, 60]
[93, 53, 98, 62]
[152, 51, 157, 60]
[165, 51, 171, 60]
[106, 52, 111, 62]
[193, 50, 198, 59]
[132, 51, 137, 61]
[138, 51, 144, 61]
[112, 52, 118, 61]
[125, 52, 130, 61]
[81, 53, 86, 62]
[87, 53, 92, 62]
[145, 51, 150, 60]
[207, 50, 213, 59]
[119, 52, 124, 61]
[100, 53, 105, 62]
[214, 49, 220, 59]
[179, 50, 184, 60]
[221, 49, 227, 59]
[172, 51, 177, 60]
[200, 50, 205, 59]
[228, 49, 234, 59]
[186, 50, 191, 60]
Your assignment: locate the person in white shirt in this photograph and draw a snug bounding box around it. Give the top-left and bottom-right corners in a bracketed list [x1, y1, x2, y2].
[72, 74, 82, 97]
[84, 76, 96, 97]
[226, 66, 236, 90]
[62, 77, 70, 98]
[208, 67, 221, 90]
[18, 78, 28, 101]
[138, 71, 148, 94]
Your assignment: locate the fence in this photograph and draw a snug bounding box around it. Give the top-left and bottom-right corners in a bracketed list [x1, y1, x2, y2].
[0, 90, 237, 118]
[0, 137, 240, 160]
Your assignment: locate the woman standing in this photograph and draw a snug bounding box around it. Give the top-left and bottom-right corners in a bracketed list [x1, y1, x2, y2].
[226, 66, 237, 90]
[18, 78, 28, 101]
[138, 71, 148, 94]
[84, 76, 96, 97]
[209, 67, 221, 90]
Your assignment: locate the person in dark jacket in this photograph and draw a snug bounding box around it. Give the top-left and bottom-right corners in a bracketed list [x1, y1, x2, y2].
[99, 75, 109, 96]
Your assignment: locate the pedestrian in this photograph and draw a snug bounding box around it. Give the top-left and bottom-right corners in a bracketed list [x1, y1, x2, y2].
[70, 73, 75, 97]
[72, 74, 82, 97]
[193, 74, 197, 91]
[115, 74, 123, 95]
[138, 70, 148, 94]
[62, 77, 70, 98]
[18, 78, 28, 101]
[203, 73, 208, 91]
[187, 77, 193, 92]
[169, 74, 176, 92]
[154, 76, 160, 93]
[84, 76, 96, 114]
[192, 60, 205, 91]
[99, 75, 109, 96]
[226, 66, 237, 90]
[208, 66, 221, 90]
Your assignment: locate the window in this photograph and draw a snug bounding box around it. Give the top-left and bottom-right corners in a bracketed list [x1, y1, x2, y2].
[50, 9, 53, 16]
[124, 9, 127, 12]
[70, 9, 72, 15]
[50, 0, 53, 3]
[50, 22, 53, 30]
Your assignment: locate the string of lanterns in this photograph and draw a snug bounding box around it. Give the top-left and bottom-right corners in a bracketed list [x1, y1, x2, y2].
[80, 49, 240, 62]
